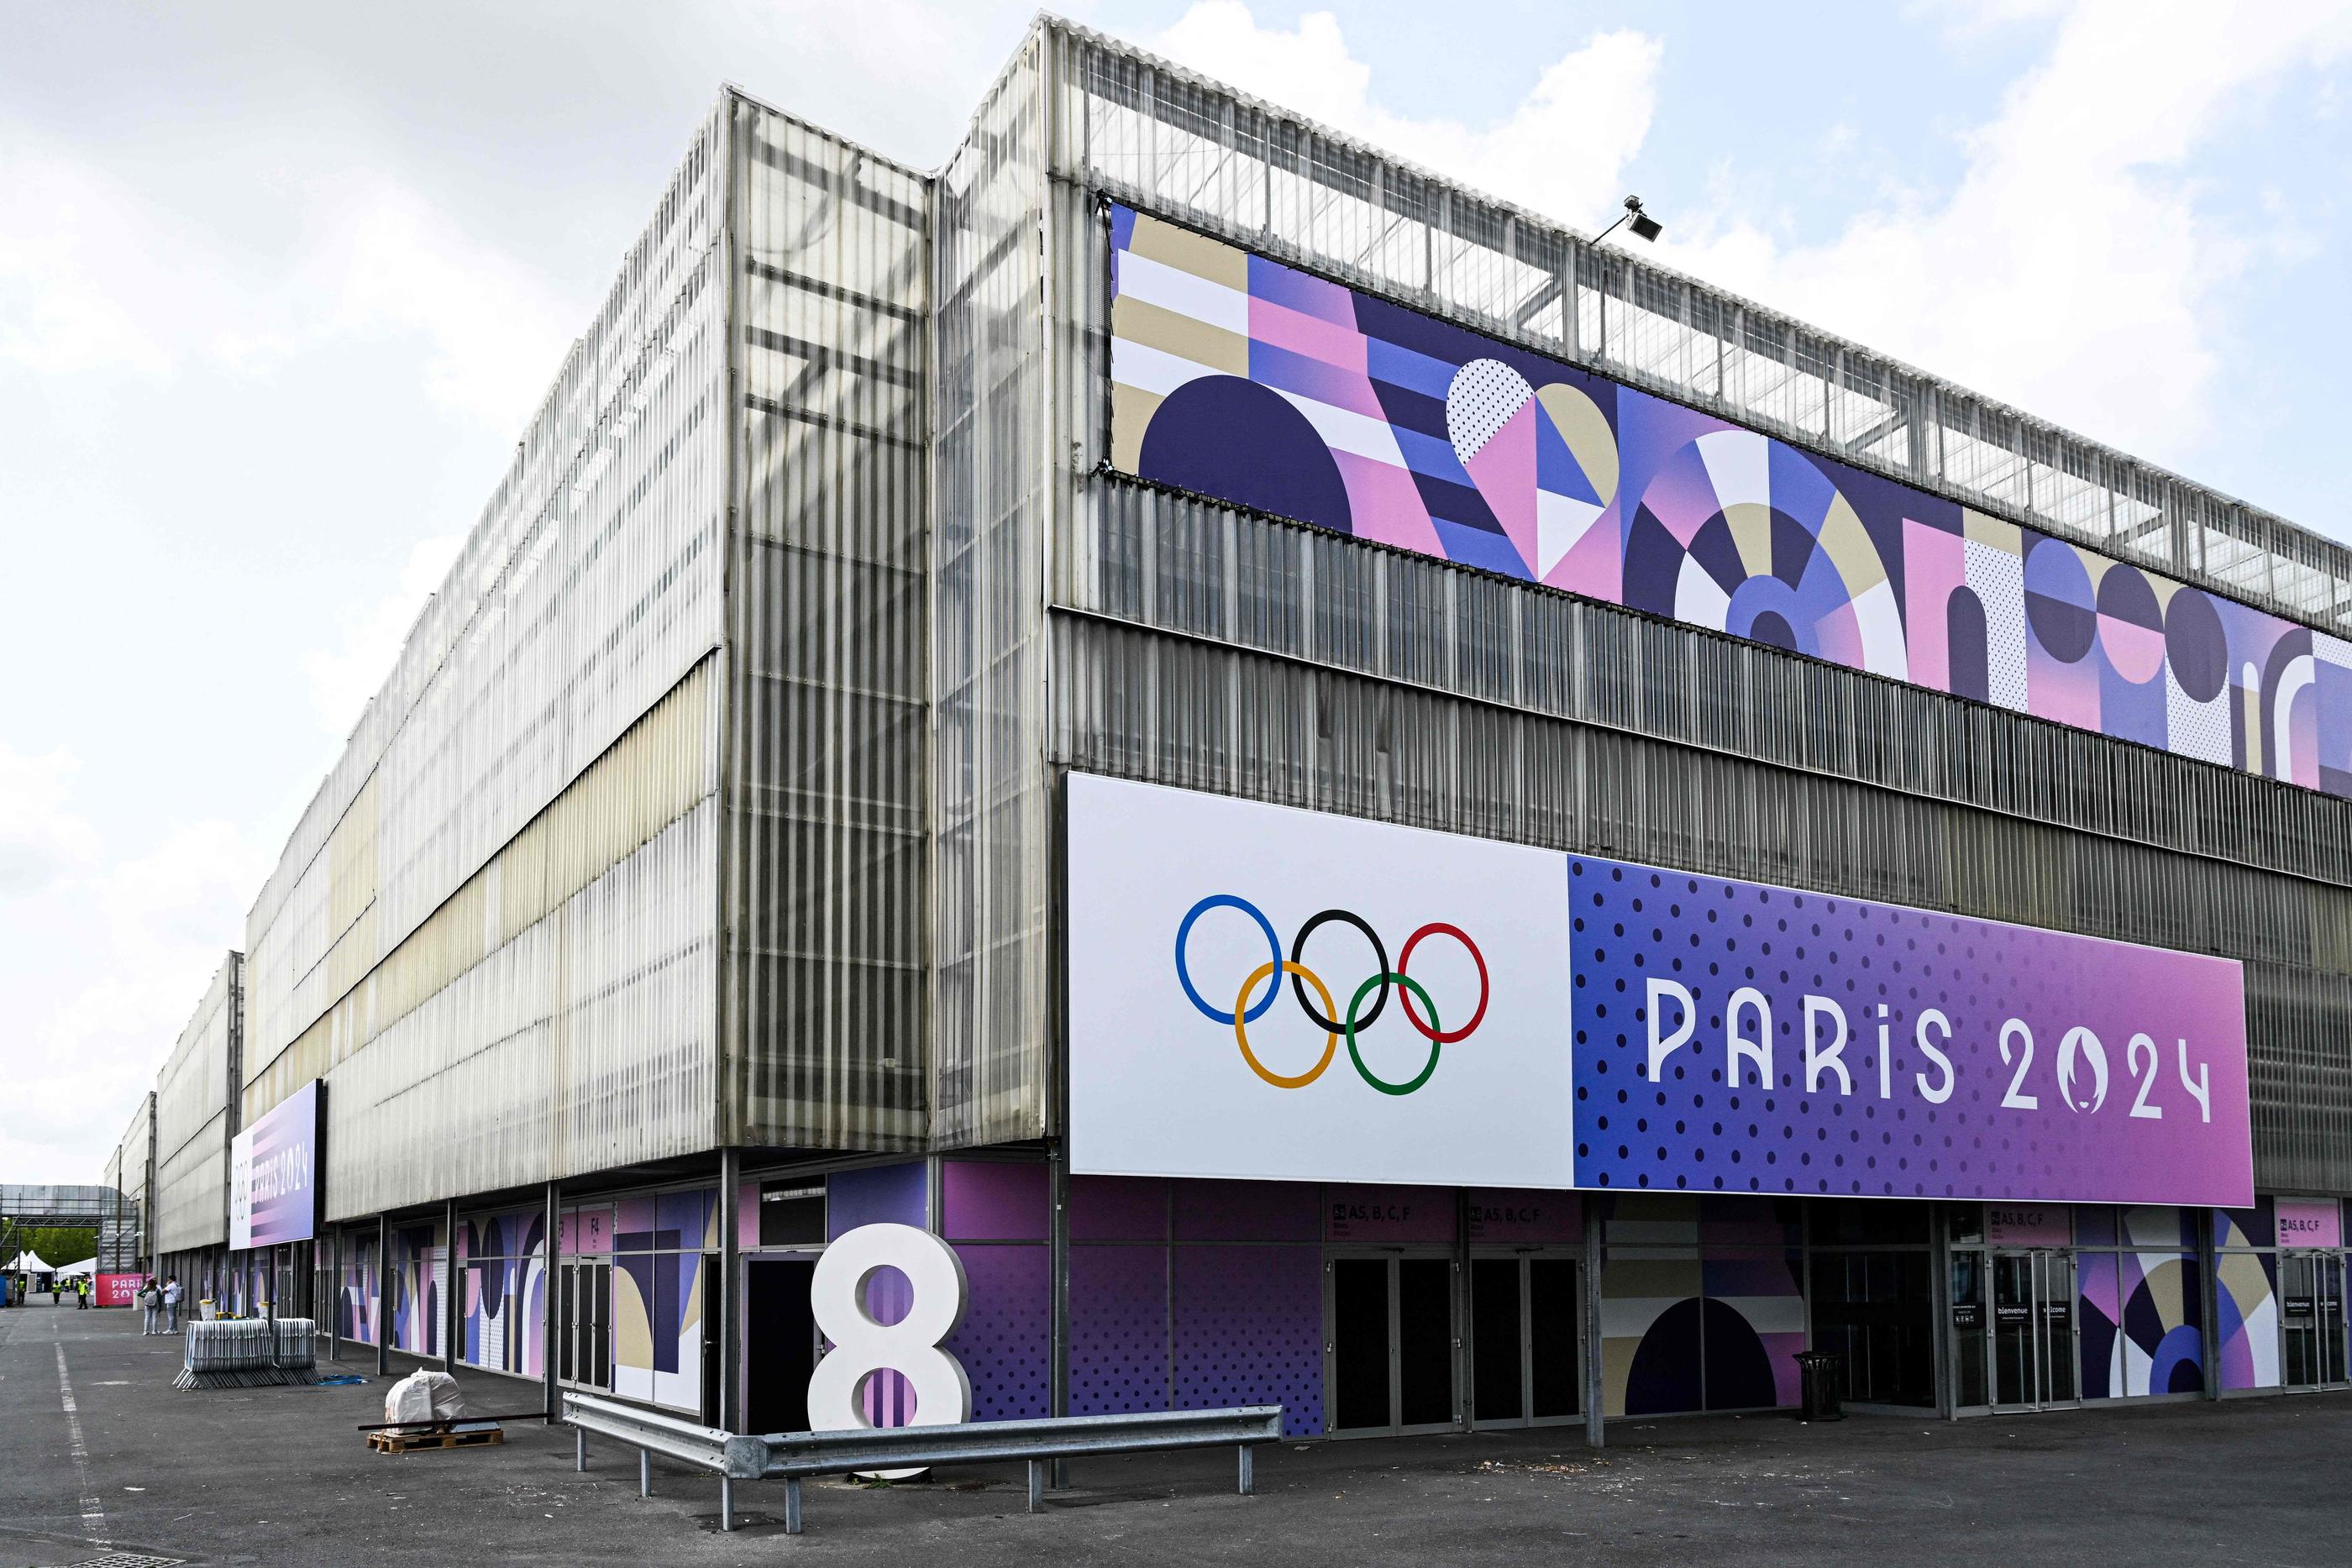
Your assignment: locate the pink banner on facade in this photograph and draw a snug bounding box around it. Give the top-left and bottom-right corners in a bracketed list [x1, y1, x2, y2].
[2277, 1198, 2343, 1250]
[96, 1272, 141, 1308]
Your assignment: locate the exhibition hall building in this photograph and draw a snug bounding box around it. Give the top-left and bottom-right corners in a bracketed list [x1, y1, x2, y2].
[103, 18, 2352, 1440]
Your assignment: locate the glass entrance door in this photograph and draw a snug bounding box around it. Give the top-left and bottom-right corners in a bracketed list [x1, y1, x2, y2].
[1990, 1251, 2076, 1410]
[1951, 1249, 1988, 1409]
[2282, 1252, 2349, 1390]
[1469, 1254, 1580, 1428]
[1326, 1254, 1457, 1434]
[558, 1259, 611, 1391]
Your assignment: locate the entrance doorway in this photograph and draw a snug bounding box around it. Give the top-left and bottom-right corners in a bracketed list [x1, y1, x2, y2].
[1468, 1253, 1580, 1428]
[2281, 1252, 2349, 1390]
[558, 1260, 611, 1391]
[743, 1256, 819, 1435]
[1326, 1254, 1457, 1434]
[1989, 1251, 2076, 1409]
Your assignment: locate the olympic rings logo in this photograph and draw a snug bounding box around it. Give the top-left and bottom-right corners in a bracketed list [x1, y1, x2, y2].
[1173, 895, 1489, 1095]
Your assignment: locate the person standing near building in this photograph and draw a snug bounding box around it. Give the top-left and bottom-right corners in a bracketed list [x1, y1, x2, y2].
[139, 1277, 161, 1335]
[76, 1277, 88, 1309]
[162, 1276, 181, 1332]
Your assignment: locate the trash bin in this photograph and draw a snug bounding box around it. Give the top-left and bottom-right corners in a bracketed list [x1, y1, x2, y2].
[1793, 1350, 1845, 1421]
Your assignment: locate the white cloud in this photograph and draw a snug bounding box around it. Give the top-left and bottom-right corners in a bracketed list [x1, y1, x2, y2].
[300, 532, 465, 742]
[0, 151, 174, 378]
[0, 814, 270, 1181]
[0, 747, 101, 896]
[1658, 0, 2352, 462]
[1151, 3, 1662, 232]
[0, 139, 576, 436]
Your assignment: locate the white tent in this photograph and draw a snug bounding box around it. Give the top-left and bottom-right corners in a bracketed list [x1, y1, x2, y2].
[6, 1251, 55, 1273]
[54, 1258, 96, 1278]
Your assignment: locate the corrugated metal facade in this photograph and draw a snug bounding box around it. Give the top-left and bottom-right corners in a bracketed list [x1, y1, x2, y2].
[1037, 23, 2352, 1192]
[151, 952, 239, 1255]
[722, 97, 935, 1151]
[239, 108, 731, 1219]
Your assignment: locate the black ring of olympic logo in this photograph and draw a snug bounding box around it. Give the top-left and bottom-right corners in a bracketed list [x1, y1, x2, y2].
[1289, 909, 1389, 1033]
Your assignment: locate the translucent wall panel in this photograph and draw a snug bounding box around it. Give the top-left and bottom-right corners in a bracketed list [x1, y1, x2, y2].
[278, 660, 722, 1217]
[932, 39, 1053, 1146]
[238, 107, 729, 1213]
[724, 97, 934, 1151]
[244, 107, 727, 1106]
[1046, 19, 2352, 637]
[152, 952, 239, 1256]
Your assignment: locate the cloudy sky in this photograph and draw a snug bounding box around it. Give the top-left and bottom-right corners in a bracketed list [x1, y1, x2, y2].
[4, 0, 2349, 1182]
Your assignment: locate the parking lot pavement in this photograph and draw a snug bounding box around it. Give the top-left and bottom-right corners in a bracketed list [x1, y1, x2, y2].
[5, 1302, 2348, 1567]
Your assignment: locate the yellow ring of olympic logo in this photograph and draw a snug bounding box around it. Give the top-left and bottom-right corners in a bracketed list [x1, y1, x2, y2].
[1232, 960, 1339, 1088]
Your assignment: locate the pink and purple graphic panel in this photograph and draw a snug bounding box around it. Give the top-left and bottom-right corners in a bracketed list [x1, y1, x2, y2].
[231, 1079, 319, 1248]
[1571, 856, 2251, 1205]
[1110, 203, 2352, 803]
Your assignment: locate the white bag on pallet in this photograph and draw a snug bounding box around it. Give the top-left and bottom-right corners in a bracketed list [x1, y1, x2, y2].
[382, 1370, 462, 1425]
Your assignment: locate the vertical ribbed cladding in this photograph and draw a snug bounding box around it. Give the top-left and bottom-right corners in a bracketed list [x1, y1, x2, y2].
[929, 34, 1053, 1148]
[241, 107, 730, 1220]
[722, 96, 934, 1151]
[112, 1093, 154, 1266]
[152, 952, 241, 1256]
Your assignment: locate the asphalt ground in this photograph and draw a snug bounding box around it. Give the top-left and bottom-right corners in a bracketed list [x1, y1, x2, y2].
[3, 1303, 2345, 1567]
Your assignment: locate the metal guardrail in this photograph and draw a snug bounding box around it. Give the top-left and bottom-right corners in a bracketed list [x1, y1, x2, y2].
[562, 1392, 738, 1516]
[562, 1391, 1284, 1534]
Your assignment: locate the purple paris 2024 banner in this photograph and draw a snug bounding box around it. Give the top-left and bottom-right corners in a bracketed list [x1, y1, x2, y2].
[232, 1078, 320, 1249]
[1567, 857, 2252, 1207]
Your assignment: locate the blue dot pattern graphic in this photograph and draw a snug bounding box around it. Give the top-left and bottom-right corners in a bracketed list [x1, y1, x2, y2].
[1564, 856, 2247, 1204]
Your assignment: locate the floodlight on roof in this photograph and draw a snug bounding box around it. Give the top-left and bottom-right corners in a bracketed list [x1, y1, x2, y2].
[1594, 195, 1663, 245]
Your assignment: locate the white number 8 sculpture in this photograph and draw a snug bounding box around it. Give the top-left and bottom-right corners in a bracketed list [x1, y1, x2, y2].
[806, 1223, 973, 1478]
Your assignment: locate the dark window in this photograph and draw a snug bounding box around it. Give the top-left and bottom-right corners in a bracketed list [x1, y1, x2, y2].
[759, 1184, 826, 1247]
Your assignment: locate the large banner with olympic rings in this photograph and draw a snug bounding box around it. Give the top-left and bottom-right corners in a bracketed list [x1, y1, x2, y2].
[1067, 774, 2254, 1206]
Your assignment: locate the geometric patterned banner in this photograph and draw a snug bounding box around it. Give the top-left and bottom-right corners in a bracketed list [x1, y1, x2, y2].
[1109, 203, 2352, 800]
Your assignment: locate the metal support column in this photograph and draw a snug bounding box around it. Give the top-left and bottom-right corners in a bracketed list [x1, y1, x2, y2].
[543, 1181, 561, 1424]
[375, 1214, 389, 1377]
[1455, 1188, 1472, 1432]
[1047, 1144, 1071, 1489]
[2199, 1205, 2222, 1401]
[329, 1229, 342, 1362]
[718, 1146, 740, 1434]
[444, 1198, 459, 1373]
[1583, 1198, 1605, 1449]
[1931, 1205, 1956, 1419]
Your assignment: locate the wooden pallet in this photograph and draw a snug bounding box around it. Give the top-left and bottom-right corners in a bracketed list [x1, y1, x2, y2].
[367, 1425, 506, 1455]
